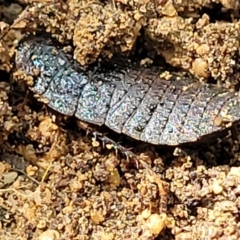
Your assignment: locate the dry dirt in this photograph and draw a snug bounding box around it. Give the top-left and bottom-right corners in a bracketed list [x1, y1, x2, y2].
[0, 0, 240, 239]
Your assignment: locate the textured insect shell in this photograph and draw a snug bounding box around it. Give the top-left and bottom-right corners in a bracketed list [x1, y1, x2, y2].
[14, 38, 240, 146]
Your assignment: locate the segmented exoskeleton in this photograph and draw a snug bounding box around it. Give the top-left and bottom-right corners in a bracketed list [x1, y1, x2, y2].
[14, 38, 240, 146]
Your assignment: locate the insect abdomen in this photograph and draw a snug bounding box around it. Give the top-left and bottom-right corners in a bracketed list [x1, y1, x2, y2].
[15, 38, 240, 146]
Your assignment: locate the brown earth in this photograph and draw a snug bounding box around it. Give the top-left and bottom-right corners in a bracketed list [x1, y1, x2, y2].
[0, 0, 240, 239]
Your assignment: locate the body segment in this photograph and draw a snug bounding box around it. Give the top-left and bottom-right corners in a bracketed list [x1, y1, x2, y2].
[15, 38, 240, 146]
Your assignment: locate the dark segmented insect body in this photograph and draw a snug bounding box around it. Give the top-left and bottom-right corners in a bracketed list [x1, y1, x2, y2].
[15, 38, 240, 146]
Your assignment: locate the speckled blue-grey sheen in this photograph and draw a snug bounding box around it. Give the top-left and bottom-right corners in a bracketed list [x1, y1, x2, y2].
[15, 38, 240, 146]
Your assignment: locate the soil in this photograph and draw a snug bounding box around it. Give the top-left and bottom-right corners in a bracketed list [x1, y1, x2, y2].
[0, 1, 240, 239]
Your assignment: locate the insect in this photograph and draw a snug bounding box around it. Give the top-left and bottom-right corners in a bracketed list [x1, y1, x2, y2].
[14, 37, 240, 146]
